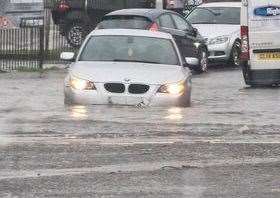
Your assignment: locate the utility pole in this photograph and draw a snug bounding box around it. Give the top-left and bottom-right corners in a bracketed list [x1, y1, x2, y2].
[156, 0, 164, 9]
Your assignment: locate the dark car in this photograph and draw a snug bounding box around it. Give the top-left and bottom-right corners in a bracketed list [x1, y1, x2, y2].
[50, 0, 157, 47]
[97, 9, 208, 72]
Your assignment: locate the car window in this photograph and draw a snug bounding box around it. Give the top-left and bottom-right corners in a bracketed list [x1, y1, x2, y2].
[79, 35, 180, 65]
[97, 16, 152, 29]
[172, 14, 192, 31]
[159, 14, 176, 29]
[187, 7, 241, 25]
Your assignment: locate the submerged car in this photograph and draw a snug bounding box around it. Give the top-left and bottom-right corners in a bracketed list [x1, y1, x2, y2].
[186, 2, 241, 67]
[61, 29, 196, 107]
[96, 9, 208, 72]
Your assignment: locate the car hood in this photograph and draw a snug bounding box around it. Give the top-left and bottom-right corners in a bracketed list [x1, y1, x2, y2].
[192, 24, 240, 39]
[69, 61, 188, 85]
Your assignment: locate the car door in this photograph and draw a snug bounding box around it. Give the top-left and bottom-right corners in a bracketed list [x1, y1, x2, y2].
[170, 13, 198, 59]
[157, 14, 186, 57]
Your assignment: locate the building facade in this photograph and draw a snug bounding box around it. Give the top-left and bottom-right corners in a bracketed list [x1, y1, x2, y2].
[0, 0, 44, 27]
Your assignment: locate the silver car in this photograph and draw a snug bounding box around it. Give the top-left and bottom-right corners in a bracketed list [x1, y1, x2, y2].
[62, 29, 195, 107]
[186, 2, 241, 67]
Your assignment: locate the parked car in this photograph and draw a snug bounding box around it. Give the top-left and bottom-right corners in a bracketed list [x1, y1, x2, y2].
[186, 1, 241, 67]
[241, 0, 280, 86]
[97, 9, 208, 72]
[61, 29, 196, 107]
[51, 0, 158, 47]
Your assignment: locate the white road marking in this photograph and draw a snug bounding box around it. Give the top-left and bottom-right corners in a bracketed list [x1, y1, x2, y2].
[0, 157, 279, 180]
[1, 135, 280, 145]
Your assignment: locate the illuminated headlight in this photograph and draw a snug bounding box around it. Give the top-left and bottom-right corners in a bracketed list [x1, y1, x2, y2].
[70, 76, 96, 90]
[208, 36, 229, 45]
[157, 81, 185, 95]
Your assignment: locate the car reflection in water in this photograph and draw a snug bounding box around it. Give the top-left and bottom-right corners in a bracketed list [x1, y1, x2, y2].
[70, 105, 88, 119]
[165, 107, 184, 121]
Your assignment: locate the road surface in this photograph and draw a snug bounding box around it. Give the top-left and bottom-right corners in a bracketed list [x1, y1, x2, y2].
[0, 67, 280, 197]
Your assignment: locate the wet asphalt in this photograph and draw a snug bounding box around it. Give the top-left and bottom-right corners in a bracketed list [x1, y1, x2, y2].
[0, 67, 280, 197]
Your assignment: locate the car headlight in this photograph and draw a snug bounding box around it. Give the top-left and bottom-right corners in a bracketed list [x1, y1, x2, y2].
[157, 81, 185, 95]
[70, 76, 96, 90]
[208, 36, 229, 45]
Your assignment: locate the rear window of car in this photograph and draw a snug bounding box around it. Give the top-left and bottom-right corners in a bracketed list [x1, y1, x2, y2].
[187, 7, 241, 25]
[97, 16, 152, 29]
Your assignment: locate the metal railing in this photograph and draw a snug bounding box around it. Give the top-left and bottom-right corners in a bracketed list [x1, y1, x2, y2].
[0, 0, 227, 70]
[0, 10, 76, 71]
[0, 26, 44, 70]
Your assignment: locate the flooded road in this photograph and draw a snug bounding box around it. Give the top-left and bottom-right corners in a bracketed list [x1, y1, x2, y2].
[0, 68, 280, 197]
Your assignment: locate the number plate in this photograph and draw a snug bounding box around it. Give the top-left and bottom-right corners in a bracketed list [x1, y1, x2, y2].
[257, 52, 280, 60]
[108, 96, 126, 105]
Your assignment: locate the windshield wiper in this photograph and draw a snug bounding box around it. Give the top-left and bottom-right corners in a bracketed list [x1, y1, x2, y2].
[192, 22, 217, 24]
[113, 59, 161, 64]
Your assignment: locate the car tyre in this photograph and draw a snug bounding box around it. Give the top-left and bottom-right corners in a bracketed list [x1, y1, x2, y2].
[64, 96, 73, 105]
[179, 83, 192, 107]
[183, 94, 191, 107]
[65, 21, 88, 48]
[195, 48, 208, 73]
[229, 41, 241, 67]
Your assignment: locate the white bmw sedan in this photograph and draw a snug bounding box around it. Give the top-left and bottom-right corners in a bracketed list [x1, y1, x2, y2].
[62, 29, 196, 107]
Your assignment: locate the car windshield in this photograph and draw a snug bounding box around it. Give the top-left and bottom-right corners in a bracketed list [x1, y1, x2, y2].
[187, 7, 240, 25]
[97, 16, 152, 29]
[79, 35, 180, 65]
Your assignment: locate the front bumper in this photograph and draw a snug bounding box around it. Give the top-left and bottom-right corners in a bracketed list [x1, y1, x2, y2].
[243, 63, 280, 86]
[64, 82, 191, 107]
[207, 42, 232, 62]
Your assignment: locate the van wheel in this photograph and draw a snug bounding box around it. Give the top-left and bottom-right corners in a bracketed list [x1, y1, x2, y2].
[66, 21, 87, 48]
[242, 62, 251, 85]
[229, 41, 241, 67]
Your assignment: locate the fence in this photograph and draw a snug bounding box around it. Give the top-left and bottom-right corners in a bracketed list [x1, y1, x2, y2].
[0, 26, 44, 71]
[0, 6, 76, 71]
[1, 0, 224, 71]
[0, 0, 159, 71]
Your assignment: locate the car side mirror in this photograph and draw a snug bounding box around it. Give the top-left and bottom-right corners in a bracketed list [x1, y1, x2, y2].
[184, 57, 199, 68]
[60, 52, 75, 61]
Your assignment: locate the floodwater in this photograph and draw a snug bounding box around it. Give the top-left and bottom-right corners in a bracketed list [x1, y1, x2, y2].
[0, 67, 280, 197]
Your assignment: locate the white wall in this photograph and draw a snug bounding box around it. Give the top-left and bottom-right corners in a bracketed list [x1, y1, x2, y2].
[10, 0, 42, 3]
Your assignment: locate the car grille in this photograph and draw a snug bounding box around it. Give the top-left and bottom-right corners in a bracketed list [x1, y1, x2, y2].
[214, 51, 226, 56]
[104, 83, 125, 93]
[128, 84, 150, 94]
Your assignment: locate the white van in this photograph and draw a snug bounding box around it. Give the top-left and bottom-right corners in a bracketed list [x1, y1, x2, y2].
[241, 0, 280, 86]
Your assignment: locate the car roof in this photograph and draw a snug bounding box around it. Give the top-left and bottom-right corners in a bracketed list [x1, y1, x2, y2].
[88, 29, 173, 40]
[104, 9, 175, 21]
[199, 2, 241, 8]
